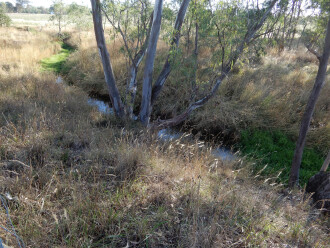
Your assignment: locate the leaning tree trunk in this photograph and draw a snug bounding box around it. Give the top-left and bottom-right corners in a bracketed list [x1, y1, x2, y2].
[151, 0, 191, 106]
[90, 0, 125, 117]
[152, 0, 278, 129]
[288, 19, 330, 187]
[320, 150, 330, 172]
[139, 0, 163, 125]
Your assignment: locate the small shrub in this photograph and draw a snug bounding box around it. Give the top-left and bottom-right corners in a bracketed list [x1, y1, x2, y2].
[0, 9, 11, 27]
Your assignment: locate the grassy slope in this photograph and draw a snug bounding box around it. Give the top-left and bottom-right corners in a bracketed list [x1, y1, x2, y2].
[0, 27, 329, 247]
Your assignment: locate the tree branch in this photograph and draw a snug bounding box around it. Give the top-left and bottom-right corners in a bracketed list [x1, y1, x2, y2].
[151, 0, 279, 129]
[306, 44, 321, 61]
[102, 7, 135, 64]
[150, 0, 192, 105]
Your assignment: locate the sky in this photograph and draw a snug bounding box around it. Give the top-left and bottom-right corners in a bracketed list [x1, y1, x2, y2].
[6, 0, 91, 8]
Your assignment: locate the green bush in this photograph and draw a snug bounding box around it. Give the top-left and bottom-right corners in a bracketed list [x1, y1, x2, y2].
[0, 9, 11, 27]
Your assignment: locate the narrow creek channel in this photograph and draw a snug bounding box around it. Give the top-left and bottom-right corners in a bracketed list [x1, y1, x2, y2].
[79, 81, 237, 162]
[44, 40, 237, 162]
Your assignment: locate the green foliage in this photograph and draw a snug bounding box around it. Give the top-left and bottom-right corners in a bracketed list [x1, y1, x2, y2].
[299, 0, 329, 51]
[103, 0, 153, 61]
[202, 0, 274, 68]
[311, 0, 330, 13]
[239, 129, 324, 185]
[1, 1, 14, 13]
[40, 42, 74, 73]
[0, 4, 11, 27]
[67, 3, 92, 31]
[49, 0, 66, 33]
[21, 5, 49, 14]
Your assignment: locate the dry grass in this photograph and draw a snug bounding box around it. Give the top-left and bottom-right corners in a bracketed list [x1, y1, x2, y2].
[0, 27, 61, 74]
[64, 34, 329, 152]
[0, 26, 329, 247]
[194, 48, 329, 149]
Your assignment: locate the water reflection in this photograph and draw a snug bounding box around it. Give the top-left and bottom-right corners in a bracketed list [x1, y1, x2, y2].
[157, 128, 236, 161]
[87, 98, 114, 114]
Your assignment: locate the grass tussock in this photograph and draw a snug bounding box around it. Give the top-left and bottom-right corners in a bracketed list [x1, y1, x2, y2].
[0, 26, 329, 247]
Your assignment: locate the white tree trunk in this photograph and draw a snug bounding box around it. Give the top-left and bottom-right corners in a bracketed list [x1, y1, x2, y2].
[151, 0, 191, 105]
[90, 0, 125, 117]
[139, 0, 163, 125]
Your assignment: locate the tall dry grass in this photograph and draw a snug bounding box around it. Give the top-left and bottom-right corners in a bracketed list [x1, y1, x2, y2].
[0, 26, 329, 247]
[64, 33, 329, 152]
[0, 27, 60, 74]
[192, 48, 330, 151]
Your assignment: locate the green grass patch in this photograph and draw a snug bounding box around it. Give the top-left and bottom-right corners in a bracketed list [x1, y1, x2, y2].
[40, 42, 74, 73]
[238, 129, 324, 185]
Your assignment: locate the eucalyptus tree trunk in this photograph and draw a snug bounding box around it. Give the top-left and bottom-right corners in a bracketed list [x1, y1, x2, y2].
[125, 12, 153, 119]
[151, 0, 191, 106]
[126, 52, 146, 118]
[90, 0, 125, 117]
[139, 0, 163, 125]
[59, 18, 61, 34]
[289, 19, 330, 187]
[288, 0, 302, 49]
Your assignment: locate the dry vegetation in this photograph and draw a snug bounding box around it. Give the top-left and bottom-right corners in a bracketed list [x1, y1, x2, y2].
[65, 32, 330, 152]
[0, 27, 61, 74]
[192, 48, 330, 149]
[0, 26, 329, 247]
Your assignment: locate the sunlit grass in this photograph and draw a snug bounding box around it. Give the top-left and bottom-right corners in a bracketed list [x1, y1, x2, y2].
[0, 27, 60, 74]
[7, 13, 51, 26]
[0, 25, 328, 247]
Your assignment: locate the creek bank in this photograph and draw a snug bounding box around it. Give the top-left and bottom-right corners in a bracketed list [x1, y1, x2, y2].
[83, 97, 237, 161]
[56, 72, 326, 186]
[51, 41, 326, 186]
[55, 78, 238, 161]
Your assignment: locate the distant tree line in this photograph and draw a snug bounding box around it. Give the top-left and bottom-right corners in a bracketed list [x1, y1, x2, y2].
[49, 0, 92, 35]
[0, 1, 50, 14]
